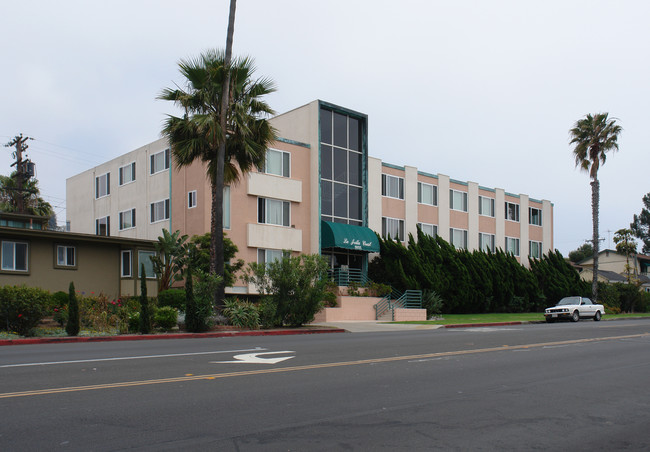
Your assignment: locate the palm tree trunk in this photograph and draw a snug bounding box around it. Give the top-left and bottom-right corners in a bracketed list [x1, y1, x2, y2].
[591, 179, 599, 301]
[212, 0, 237, 312]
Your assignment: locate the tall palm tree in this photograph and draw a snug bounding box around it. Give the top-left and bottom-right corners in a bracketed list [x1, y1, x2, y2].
[570, 113, 622, 302]
[159, 50, 276, 311]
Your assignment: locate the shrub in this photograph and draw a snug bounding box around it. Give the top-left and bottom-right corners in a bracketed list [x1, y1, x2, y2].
[367, 281, 392, 297]
[128, 312, 140, 332]
[223, 298, 260, 329]
[422, 289, 444, 318]
[51, 291, 68, 326]
[0, 285, 50, 336]
[185, 269, 220, 332]
[158, 288, 186, 312]
[154, 306, 178, 330]
[66, 282, 80, 336]
[243, 253, 329, 327]
[258, 297, 279, 328]
[347, 281, 362, 297]
[604, 304, 621, 315]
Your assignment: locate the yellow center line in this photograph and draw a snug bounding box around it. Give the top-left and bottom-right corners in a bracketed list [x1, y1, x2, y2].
[2, 332, 648, 399]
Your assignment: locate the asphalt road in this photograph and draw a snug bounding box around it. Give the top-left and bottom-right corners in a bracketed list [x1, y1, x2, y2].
[1, 319, 650, 451]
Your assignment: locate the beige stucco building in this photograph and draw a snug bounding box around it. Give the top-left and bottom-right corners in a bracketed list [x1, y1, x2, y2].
[66, 100, 554, 295]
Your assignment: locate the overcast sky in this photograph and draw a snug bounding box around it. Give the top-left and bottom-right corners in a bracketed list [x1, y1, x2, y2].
[2, 0, 649, 255]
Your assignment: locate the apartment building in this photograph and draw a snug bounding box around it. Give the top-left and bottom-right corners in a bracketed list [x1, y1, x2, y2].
[66, 100, 553, 294]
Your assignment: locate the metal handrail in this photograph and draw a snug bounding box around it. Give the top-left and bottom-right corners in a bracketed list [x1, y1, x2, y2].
[328, 268, 370, 286]
[374, 294, 393, 321]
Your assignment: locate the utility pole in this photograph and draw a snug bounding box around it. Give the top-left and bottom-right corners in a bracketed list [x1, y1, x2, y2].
[4, 133, 34, 214]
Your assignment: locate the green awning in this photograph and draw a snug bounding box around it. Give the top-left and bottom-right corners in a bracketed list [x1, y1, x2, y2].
[321, 221, 380, 253]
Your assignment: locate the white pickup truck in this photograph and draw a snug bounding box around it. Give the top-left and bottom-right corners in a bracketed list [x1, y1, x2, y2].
[544, 296, 605, 323]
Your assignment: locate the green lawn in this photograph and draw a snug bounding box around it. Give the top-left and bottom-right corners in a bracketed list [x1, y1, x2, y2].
[392, 312, 650, 325]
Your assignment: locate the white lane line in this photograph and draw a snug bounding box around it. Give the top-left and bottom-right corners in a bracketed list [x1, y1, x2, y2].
[0, 347, 266, 368]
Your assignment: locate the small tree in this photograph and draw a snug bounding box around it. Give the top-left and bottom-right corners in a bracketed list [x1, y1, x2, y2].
[150, 229, 188, 292]
[613, 228, 638, 283]
[244, 253, 329, 327]
[139, 263, 151, 334]
[568, 243, 594, 263]
[631, 192, 650, 254]
[66, 282, 80, 336]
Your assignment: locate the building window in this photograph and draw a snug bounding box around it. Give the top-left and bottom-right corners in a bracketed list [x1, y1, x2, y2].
[506, 237, 520, 256]
[96, 216, 110, 236]
[530, 241, 543, 259]
[56, 245, 75, 267]
[119, 208, 136, 230]
[265, 149, 290, 177]
[418, 222, 438, 237]
[382, 217, 405, 241]
[529, 207, 542, 226]
[95, 173, 110, 198]
[188, 190, 197, 209]
[150, 148, 170, 175]
[121, 250, 132, 277]
[479, 233, 495, 252]
[505, 202, 520, 222]
[479, 196, 495, 217]
[257, 248, 284, 265]
[418, 182, 437, 206]
[382, 174, 404, 199]
[320, 107, 364, 226]
[450, 228, 468, 249]
[258, 198, 290, 227]
[118, 162, 136, 185]
[450, 190, 468, 212]
[1, 241, 28, 271]
[150, 199, 170, 223]
[137, 250, 156, 279]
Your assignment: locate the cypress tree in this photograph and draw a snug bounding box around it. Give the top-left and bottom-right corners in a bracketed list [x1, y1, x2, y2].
[66, 281, 80, 336]
[139, 263, 151, 334]
[184, 258, 199, 332]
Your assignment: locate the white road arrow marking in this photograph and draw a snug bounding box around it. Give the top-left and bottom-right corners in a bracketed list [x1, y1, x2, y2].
[212, 351, 295, 364]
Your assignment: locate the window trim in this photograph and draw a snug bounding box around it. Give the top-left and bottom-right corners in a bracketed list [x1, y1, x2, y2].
[505, 202, 520, 222]
[529, 240, 543, 259]
[95, 216, 110, 236]
[257, 197, 290, 227]
[417, 222, 438, 238]
[137, 250, 157, 279]
[118, 162, 136, 186]
[150, 148, 170, 175]
[150, 198, 170, 224]
[95, 172, 110, 199]
[505, 236, 520, 256]
[1, 240, 29, 273]
[382, 216, 405, 241]
[450, 189, 468, 212]
[382, 174, 405, 200]
[417, 182, 438, 206]
[479, 233, 495, 253]
[479, 196, 495, 217]
[264, 148, 291, 178]
[450, 228, 468, 249]
[529, 207, 543, 226]
[119, 208, 136, 231]
[121, 250, 132, 278]
[188, 190, 197, 209]
[54, 244, 76, 269]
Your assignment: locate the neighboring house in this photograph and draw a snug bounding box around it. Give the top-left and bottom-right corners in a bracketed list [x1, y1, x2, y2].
[577, 249, 650, 292]
[0, 226, 158, 299]
[66, 100, 554, 295]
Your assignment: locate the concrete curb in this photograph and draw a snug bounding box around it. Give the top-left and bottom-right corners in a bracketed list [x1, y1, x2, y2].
[0, 327, 347, 346]
[444, 321, 529, 328]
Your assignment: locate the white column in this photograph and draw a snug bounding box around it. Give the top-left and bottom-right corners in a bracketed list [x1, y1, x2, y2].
[404, 165, 418, 240]
[438, 174, 450, 241]
[495, 188, 505, 250]
[519, 194, 530, 265]
[542, 200, 553, 253]
[367, 157, 383, 235]
[468, 181, 479, 250]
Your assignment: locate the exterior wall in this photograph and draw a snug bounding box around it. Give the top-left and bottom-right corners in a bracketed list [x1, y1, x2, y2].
[66, 138, 171, 239]
[312, 296, 381, 322]
[0, 228, 156, 299]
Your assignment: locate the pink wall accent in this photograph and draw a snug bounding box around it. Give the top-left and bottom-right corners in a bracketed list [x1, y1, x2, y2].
[478, 215, 496, 233]
[393, 308, 427, 321]
[313, 296, 383, 321]
[382, 197, 406, 220]
[417, 204, 438, 225]
[450, 210, 469, 230]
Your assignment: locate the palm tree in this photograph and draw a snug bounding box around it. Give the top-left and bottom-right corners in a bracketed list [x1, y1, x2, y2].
[159, 50, 276, 310]
[570, 113, 622, 302]
[0, 172, 53, 217]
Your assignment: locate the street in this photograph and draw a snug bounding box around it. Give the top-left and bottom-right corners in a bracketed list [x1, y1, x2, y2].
[1, 320, 650, 451]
